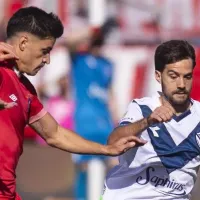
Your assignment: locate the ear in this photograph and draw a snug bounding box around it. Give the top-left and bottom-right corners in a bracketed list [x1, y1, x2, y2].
[155, 70, 161, 84]
[19, 35, 28, 51]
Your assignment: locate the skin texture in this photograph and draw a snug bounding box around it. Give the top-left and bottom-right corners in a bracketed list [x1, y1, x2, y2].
[8, 33, 55, 76]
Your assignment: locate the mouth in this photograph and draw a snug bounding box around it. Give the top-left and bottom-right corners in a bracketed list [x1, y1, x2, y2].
[175, 92, 187, 95]
[35, 64, 45, 71]
[174, 93, 187, 98]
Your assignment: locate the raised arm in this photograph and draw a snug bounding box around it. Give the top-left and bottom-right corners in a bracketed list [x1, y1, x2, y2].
[65, 27, 92, 53]
[29, 112, 146, 156]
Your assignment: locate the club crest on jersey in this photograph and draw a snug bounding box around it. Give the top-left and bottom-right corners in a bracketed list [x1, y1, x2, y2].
[195, 133, 200, 148]
[9, 94, 18, 102]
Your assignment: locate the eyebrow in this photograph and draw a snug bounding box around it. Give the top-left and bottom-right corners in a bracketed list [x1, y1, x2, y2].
[168, 70, 179, 76]
[168, 70, 192, 76]
[41, 47, 52, 51]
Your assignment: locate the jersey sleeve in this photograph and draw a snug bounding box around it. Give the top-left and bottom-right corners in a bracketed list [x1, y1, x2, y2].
[119, 101, 143, 126]
[21, 75, 47, 124]
[28, 95, 47, 124]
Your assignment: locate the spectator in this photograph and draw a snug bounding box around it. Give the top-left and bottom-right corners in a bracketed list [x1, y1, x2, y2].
[65, 19, 119, 200]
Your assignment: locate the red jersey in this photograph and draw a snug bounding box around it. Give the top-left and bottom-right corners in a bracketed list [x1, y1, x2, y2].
[0, 63, 47, 199]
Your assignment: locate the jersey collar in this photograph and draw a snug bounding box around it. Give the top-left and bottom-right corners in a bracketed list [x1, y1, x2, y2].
[13, 67, 22, 78]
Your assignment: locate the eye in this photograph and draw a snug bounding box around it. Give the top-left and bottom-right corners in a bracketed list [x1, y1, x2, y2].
[169, 74, 177, 79]
[185, 75, 192, 80]
[42, 49, 50, 55]
[42, 50, 48, 55]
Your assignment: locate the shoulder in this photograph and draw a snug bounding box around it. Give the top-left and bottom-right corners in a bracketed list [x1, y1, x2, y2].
[100, 56, 113, 67]
[119, 98, 149, 125]
[0, 64, 17, 81]
[192, 99, 200, 116]
[134, 96, 156, 106]
[131, 96, 158, 118]
[125, 96, 154, 115]
[20, 74, 37, 96]
[72, 51, 89, 60]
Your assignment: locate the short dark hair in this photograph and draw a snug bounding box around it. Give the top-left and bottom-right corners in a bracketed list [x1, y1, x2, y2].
[154, 40, 196, 72]
[7, 6, 64, 39]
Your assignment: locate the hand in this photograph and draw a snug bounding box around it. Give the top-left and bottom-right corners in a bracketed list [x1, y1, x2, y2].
[0, 42, 19, 61]
[147, 95, 175, 125]
[105, 136, 147, 156]
[0, 99, 17, 110]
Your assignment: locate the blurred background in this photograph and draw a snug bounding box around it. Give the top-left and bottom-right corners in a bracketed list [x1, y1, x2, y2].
[1, 0, 200, 200]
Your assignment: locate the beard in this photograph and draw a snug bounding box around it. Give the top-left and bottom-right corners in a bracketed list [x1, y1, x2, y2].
[169, 93, 190, 105]
[161, 83, 191, 106]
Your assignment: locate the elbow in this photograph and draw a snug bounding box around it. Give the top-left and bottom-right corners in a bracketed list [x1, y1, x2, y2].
[45, 133, 60, 147]
[107, 127, 122, 145]
[46, 137, 57, 147]
[107, 133, 116, 145]
[44, 125, 62, 148]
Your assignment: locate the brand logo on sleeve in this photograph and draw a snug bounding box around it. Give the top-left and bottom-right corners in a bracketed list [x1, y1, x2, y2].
[9, 94, 18, 102]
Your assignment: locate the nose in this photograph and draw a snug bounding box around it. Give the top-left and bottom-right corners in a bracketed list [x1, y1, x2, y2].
[42, 54, 50, 64]
[177, 77, 185, 89]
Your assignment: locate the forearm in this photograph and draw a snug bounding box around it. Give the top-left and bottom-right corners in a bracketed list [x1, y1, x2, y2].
[108, 118, 149, 145]
[47, 126, 109, 155]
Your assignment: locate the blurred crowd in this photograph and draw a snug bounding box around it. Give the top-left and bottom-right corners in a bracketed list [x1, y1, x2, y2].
[1, 0, 200, 200]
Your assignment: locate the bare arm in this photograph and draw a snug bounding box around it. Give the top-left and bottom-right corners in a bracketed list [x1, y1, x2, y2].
[108, 98, 175, 145]
[108, 118, 149, 145]
[30, 113, 145, 156]
[65, 28, 91, 53]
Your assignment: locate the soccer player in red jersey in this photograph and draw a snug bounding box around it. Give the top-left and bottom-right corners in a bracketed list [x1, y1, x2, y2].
[0, 7, 146, 200]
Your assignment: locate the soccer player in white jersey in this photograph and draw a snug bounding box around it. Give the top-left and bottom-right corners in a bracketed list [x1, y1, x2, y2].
[101, 40, 200, 200]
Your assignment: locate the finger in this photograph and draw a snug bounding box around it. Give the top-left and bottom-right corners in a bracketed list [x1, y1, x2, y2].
[122, 136, 147, 145]
[160, 108, 172, 121]
[123, 136, 139, 143]
[123, 141, 136, 151]
[162, 106, 174, 120]
[165, 108, 174, 119]
[0, 103, 6, 109]
[130, 136, 147, 144]
[0, 46, 19, 59]
[165, 104, 175, 115]
[0, 42, 15, 50]
[4, 102, 17, 109]
[122, 139, 146, 153]
[159, 113, 169, 121]
[153, 113, 163, 122]
[0, 54, 18, 61]
[0, 43, 19, 59]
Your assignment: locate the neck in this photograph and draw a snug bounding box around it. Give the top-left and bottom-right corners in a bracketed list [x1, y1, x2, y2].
[159, 92, 191, 115]
[171, 99, 191, 115]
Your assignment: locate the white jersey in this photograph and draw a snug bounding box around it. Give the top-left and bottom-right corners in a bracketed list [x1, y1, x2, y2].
[102, 95, 200, 200]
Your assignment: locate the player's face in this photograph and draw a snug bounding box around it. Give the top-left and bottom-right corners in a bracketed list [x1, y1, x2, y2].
[17, 33, 56, 76]
[155, 58, 193, 105]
